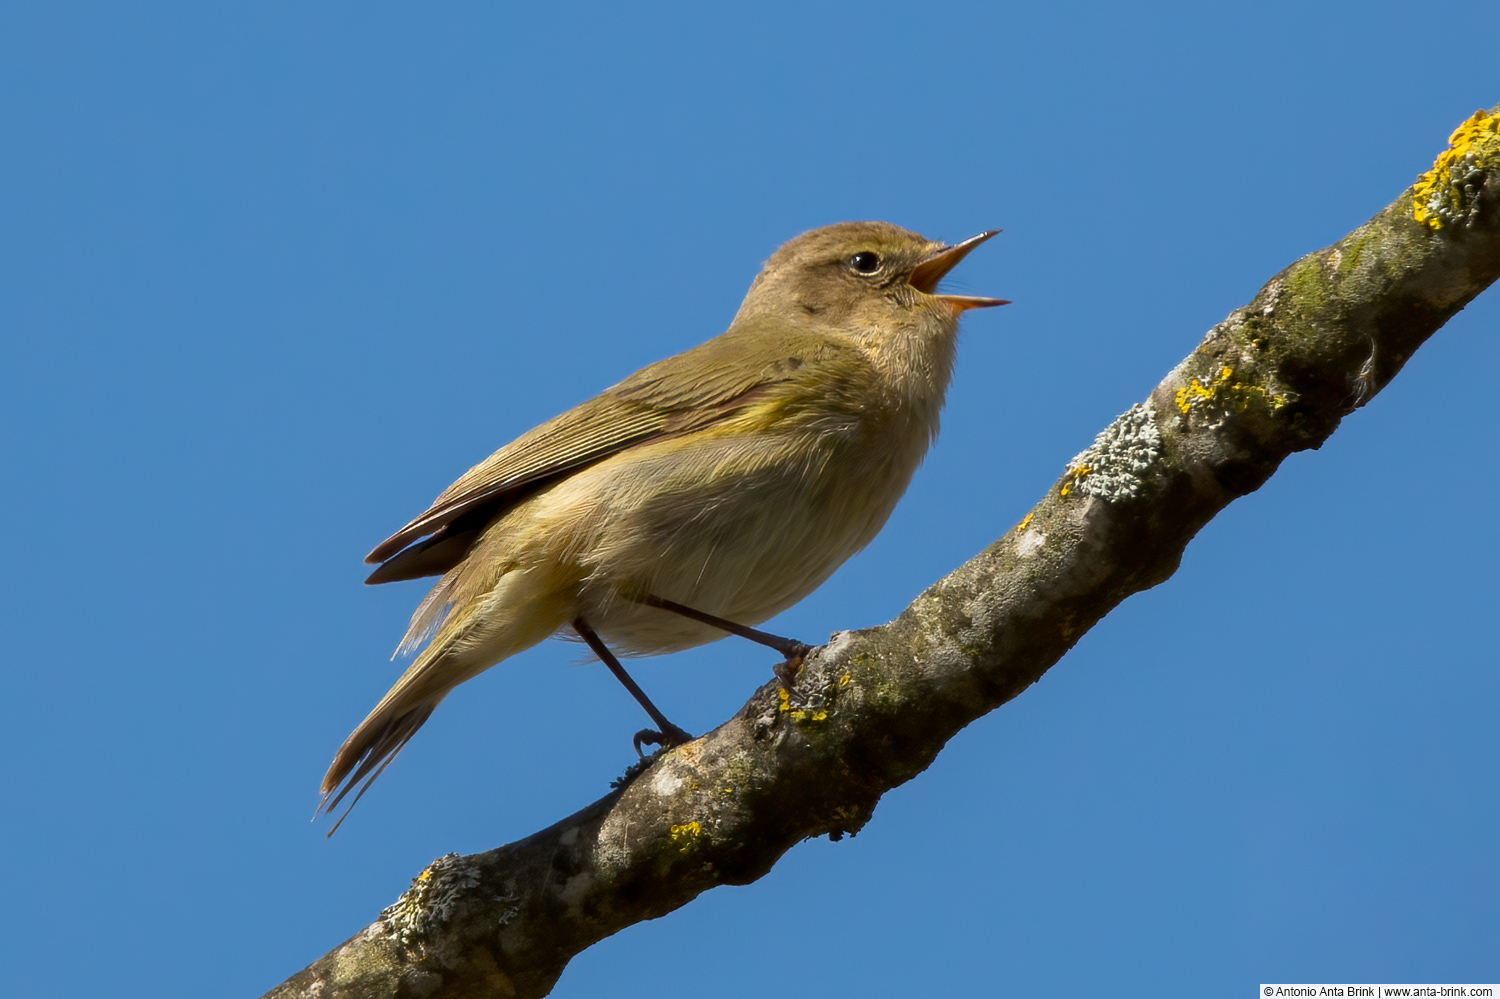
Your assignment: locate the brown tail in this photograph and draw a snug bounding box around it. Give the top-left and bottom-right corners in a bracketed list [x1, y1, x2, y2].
[317, 554, 578, 834]
[317, 697, 442, 836]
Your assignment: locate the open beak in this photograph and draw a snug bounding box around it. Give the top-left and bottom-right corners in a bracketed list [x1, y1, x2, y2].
[910, 230, 1009, 312]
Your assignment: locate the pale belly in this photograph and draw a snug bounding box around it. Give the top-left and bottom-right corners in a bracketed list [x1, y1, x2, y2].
[534, 422, 931, 655]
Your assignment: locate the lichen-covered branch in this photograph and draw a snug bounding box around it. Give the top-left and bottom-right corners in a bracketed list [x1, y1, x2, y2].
[264, 107, 1500, 999]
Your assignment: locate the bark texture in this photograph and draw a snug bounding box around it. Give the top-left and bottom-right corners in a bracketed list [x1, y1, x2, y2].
[266, 107, 1500, 999]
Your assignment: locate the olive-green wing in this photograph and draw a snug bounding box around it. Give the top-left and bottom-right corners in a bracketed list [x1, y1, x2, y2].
[364, 322, 859, 583]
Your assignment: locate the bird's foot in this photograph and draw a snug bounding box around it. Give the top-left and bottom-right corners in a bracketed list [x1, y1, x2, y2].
[773, 645, 810, 687]
[632, 723, 694, 757]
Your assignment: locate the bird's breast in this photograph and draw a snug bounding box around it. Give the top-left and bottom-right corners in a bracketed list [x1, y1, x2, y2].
[561, 393, 938, 655]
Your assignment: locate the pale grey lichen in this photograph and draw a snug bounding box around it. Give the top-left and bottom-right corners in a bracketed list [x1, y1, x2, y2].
[1015, 524, 1046, 558]
[381, 853, 483, 947]
[493, 887, 522, 927]
[1063, 403, 1161, 501]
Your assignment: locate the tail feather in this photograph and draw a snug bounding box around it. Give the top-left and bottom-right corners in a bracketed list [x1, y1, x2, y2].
[317, 698, 441, 836]
[318, 556, 579, 834]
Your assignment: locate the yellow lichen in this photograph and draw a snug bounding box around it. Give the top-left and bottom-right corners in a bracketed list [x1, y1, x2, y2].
[1059, 465, 1091, 497]
[670, 821, 701, 842]
[1017, 511, 1034, 531]
[1174, 365, 1284, 417]
[778, 686, 829, 724]
[1176, 366, 1235, 413]
[1412, 109, 1500, 230]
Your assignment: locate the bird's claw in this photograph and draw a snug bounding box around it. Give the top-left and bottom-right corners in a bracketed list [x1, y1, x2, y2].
[632, 723, 694, 757]
[773, 644, 811, 687]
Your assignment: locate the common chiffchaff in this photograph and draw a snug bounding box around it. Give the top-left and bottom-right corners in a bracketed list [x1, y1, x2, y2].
[320, 221, 1004, 827]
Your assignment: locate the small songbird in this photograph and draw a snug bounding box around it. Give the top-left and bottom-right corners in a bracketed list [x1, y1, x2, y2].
[319, 221, 1005, 830]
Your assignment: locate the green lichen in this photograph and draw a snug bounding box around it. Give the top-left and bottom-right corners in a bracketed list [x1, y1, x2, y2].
[1335, 226, 1377, 275]
[717, 750, 756, 794]
[1282, 255, 1328, 313]
[840, 651, 905, 717]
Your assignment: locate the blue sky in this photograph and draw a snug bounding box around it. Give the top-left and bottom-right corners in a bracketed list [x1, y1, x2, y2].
[2, 3, 1496, 996]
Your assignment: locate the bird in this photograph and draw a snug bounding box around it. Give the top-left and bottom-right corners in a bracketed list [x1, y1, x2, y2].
[319, 221, 1005, 831]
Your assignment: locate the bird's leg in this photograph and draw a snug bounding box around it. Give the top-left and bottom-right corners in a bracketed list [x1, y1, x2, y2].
[632, 593, 813, 685]
[573, 617, 693, 754]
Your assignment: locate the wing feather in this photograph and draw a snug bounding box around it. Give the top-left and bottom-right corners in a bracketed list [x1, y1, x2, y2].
[364, 322, 861, 578]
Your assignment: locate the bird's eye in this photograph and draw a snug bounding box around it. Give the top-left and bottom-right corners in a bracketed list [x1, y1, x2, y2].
[848, 251, 882, 274]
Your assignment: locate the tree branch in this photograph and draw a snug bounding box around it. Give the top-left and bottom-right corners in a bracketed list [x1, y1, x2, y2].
[265, 107, 1500, 999]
